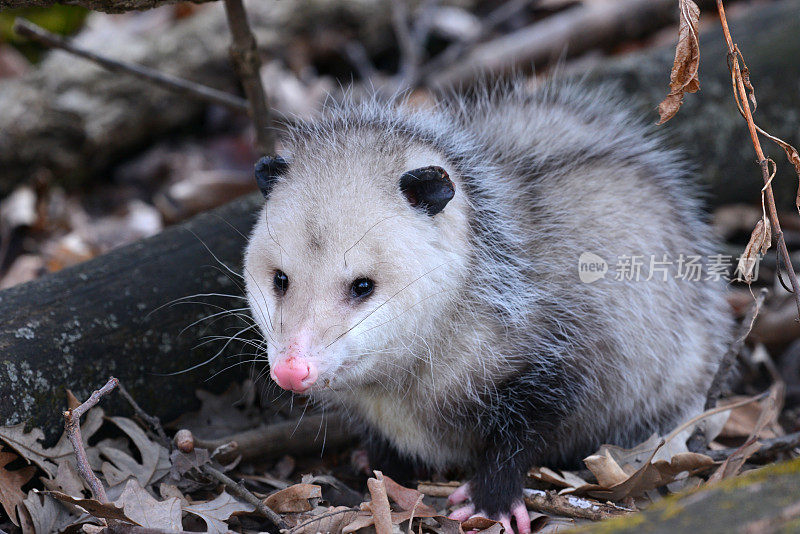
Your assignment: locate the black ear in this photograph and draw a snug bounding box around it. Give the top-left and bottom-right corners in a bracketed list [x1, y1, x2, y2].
[254, 155, 289, 198]
[399, 166, 455, 216]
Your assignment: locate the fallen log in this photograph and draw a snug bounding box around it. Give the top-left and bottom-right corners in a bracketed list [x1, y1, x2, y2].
[0, 192, 262, 442]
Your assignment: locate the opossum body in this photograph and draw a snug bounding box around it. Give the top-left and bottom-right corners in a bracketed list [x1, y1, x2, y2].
[243, 81, 731, 529]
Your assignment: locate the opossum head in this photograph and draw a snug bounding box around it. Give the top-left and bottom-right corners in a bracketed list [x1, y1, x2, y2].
[244, 133, 471, 394]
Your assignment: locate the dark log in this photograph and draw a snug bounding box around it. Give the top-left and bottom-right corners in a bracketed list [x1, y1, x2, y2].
[0, 193, 263, 442]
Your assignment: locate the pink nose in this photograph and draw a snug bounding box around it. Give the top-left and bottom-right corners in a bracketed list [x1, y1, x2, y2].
[271, 357, 318, 393]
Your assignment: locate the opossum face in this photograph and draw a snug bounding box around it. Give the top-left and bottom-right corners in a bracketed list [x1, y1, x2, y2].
[244, 142, 472, 394]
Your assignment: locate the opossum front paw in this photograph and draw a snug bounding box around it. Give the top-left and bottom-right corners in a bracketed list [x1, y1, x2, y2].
[447, 483, 530, 534]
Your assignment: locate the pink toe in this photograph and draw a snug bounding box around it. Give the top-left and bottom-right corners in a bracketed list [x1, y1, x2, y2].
[449, 505, 475, 522]
[447, 482, 471, 505]
[499, 515, 514, 534]
[512, 502, 531, 534]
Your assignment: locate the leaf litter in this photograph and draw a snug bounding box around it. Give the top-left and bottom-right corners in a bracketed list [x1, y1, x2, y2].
[0, 365, 795, 534]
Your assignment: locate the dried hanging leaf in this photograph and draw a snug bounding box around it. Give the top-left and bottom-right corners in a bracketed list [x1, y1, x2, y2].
[735, 218, 771, 283]
[183, 491, 255, 534]
[0, 450, 36, 525]
[114, 478, 183, 530]
[264, 484, 322, 513]
[657, 0, 701, 124]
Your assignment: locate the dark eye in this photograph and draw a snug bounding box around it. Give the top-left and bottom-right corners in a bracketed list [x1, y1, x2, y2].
[350, 278, 374, 299]
[273, 270, 289, 295]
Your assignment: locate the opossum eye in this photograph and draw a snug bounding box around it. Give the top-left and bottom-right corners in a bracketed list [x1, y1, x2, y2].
[255, 155, 289, 198]
[273, 270, 289, 295]
[350, 278, 374, 300]
[399, 166, 455, 216]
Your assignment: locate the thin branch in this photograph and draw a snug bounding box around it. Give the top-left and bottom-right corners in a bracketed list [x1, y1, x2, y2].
[222, 0, 275, 155]
[523, 490, 631, 521]
[64, 377, 119, 504]
[13, 19, 249, 114]
[417, 0, 535, 86]
[202, 464, 287, 530]
[705, 430, 800, 462]
[716, 0, 800, 318]
[117, 382, 171, 449]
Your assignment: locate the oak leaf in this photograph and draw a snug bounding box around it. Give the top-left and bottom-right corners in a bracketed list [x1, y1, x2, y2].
[0, 450, 36, 525]
[657, 0, 701, 124]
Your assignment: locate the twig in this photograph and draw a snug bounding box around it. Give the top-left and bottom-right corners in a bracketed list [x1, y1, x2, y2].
[523, 489, 631, 521]
[202, 464, 287, 530]
[687, 288, 768, 452]
[13, 19, 249, 114]
[705, 430, 800, 462]
[222, 0, 275, 155]
[417, 0, 535, 87]
[64, 377, 119, 504]
[716, 0, 800, 318]
[117, 382, 170, 449]
[194, 414, 355, 463]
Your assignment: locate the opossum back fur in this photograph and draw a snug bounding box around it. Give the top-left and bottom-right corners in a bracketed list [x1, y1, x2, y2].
[248, 79, 733, 474]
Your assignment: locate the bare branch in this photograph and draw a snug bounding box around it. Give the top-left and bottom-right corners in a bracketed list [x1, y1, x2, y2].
[223, 0, 275, 155]
[716, 0, 800, 317]
[13, 19, 249, 115]
[202, 464, 287, 530]
[64, 377, 119, 504]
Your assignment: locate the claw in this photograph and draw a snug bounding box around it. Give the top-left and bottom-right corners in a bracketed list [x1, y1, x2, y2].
[447, 482, 471, 505]
[449, 504, 475, 522]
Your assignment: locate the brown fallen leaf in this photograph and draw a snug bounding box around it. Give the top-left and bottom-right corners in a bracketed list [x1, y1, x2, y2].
[100, 416, 171, 488]
[264, 483, 322, 513]
[183, 491, 255, 534]
[657, 0, 701, 124]
[47, 490, 135, 524]
[114, 478, 182, 530]
[364, 471, 392, 534]
[0, 450, 37, 525]
[19, 491, 82, 534]
[290, 506, 363, 534]
[0, 408, 104, 478]
[383, 474, 437, 515]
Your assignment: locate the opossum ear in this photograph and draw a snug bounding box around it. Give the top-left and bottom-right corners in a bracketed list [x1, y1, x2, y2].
[399, 166, 455, 216]
[254, 156, 289, 198]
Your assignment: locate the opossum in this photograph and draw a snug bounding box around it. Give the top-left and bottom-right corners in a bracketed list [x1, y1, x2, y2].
[243, 81, 732, 533]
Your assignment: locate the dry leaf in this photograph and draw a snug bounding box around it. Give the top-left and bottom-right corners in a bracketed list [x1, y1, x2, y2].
[19, 491, 82, 534]
[583, 451, 629, 487]
[363, 472, 392, 534]
[528, 467, 591, 493]
[0, 408, 104, 478]
[291, 506, 363, 534]
[735, 218, 771, 283]
[657, 0, 701, 124]
[41, 460, 88, 497]
[48, 490, 136, 524]
[383, 474, 437, 515]
[0, 450, 36, 525]
[114, 478, 182, 530]
[183, 491, 255, 534]
[100, 416, 170, 488]
[264, 484, 322, 513]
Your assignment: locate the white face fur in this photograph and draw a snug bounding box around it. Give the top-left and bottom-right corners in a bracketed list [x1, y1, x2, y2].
[244, 141, 472, 396]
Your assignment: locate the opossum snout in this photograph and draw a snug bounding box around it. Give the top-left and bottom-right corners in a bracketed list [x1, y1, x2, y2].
[271, 356, 319, 393]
